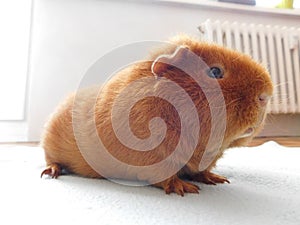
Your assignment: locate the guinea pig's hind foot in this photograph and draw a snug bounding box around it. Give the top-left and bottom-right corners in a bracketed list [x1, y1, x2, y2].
[191, 171, 230, 185]
[41, 163, 62, 179]
[153, 176, 200, 196]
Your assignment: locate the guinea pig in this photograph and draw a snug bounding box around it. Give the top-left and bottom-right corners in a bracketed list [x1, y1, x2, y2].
[41, 34, 273, 196]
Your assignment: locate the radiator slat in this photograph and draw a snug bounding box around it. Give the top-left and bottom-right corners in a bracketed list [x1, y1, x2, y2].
[258, 25, 268, 69]
[216, 21, 223, 45]
[267, 26, 279, 113]
[283, 28, 296, 113]
[233, 22, 242, 51]
[292, 30, 300, 113]
[242, 24, 250, 55]
[204, 20, 213, 42]
[224, 22, 232, 48]
[250, 24, 259, 61]
[275, 27, 288, 113]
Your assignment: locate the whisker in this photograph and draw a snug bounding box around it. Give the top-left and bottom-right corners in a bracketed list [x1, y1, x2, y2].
[273, 82, 290, 89]
[209, 97, 243, 109]
[231, 54, 244, 63]
[270, 94, 290, 98]
[264, 114, 276, 126]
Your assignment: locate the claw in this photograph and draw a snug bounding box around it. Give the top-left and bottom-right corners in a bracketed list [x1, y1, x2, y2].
[41, 164, 61, 179]
[191, 171, 230, 185]
[158, 176, 200, 196]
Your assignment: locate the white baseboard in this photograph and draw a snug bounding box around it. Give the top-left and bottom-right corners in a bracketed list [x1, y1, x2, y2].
[0, 122, 28, 142]
[259, 114, 300, 137]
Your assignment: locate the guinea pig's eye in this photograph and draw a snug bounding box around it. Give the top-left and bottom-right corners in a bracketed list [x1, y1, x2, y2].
[207, 67, 224, 79]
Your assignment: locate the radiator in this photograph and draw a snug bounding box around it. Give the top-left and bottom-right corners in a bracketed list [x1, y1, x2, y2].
[198, 20, 300, 114]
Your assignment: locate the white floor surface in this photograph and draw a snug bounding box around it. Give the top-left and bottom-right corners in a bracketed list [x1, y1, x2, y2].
[0, 141, 299, 225]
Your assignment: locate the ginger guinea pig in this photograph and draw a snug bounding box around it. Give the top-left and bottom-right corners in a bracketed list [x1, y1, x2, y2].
[41, 35, 273, 196]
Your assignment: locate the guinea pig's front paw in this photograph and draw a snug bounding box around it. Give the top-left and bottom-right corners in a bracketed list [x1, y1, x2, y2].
[191, 171, 230, 185]
[154, 176, 200, 196]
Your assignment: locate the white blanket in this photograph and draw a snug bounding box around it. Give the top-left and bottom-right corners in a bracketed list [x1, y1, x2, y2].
[0, 141, 299, 225]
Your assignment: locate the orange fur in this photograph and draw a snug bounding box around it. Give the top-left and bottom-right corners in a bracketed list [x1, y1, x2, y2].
[41, 35, 273, 196]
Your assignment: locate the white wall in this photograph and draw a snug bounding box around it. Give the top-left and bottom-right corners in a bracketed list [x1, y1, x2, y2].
[0, 0, 31, 121]
[27, 0, 300, 141]
[0, 0, 32, 142]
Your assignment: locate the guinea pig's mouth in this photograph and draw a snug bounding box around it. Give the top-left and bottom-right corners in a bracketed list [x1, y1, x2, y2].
[238, 127, 254, 139]
[237, 110, 267, 139]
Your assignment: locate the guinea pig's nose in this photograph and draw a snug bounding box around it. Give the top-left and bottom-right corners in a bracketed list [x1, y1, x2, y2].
[258, 93, 270, 107]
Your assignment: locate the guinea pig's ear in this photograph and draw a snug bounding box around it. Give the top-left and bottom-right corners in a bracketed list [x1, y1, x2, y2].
[151, 45, 191, 77]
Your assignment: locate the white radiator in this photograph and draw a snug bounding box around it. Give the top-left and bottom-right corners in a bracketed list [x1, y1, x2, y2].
[198, 20, 300, 114]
